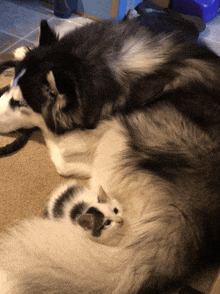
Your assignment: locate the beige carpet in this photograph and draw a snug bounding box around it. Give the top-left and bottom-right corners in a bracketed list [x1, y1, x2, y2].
[0, 55, 64, 231]
[0, 54, 219, 294]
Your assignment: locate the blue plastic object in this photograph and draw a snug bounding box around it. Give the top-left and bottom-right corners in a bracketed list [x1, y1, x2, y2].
[54, 0, 71, 18]
[172, 0, 219, 22]
[54, 0, 143, 20]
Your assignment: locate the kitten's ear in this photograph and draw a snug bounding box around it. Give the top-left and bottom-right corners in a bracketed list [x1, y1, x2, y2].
[39, 20, 59, 46]
[77, 214, 94, 231]
[98, 186, 109, 203]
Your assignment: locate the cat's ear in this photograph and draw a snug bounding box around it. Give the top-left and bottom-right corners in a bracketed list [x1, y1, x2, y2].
[46, 71, 57, 91]
[39, 20, 59, 46]
[97, 186, 109, 203]
[43, 70, 83, 134]
[77, 214, 94, 231]
[46, 70, 68, 113]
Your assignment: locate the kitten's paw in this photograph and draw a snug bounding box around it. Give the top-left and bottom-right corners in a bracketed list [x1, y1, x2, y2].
[13, 46, 29, 60]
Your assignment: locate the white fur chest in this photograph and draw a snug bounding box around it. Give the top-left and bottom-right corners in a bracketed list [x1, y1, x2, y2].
[41, 120, 120, 179]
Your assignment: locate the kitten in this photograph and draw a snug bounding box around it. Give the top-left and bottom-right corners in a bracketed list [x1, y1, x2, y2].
[0, 183, 133, 294]
[43, 181, 124, 246]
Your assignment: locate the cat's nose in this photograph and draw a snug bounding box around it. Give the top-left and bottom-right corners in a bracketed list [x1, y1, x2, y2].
[117, 217, 124, 226]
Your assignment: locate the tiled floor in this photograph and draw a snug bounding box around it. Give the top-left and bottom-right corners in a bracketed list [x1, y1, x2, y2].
[0, 0, 92, 60]
[0, 0, 219, 58]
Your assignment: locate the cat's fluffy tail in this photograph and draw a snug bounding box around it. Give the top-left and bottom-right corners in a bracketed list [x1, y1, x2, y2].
[0, 208, 200, 294]
[0, 216, 148, 294]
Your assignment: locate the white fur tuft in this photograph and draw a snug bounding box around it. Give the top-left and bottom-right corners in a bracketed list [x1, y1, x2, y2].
[13, 47, 29, 61]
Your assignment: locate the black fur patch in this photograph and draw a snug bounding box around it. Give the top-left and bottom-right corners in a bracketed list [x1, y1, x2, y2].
[179, 286, 204, 294]
[70, 202, 87, 221]
[53, 186, 76, 218]
[86, 207, 105, 237]
[10, 98, 21, 108]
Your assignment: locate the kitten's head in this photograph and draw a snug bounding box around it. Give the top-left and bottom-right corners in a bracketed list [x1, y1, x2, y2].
[71, 187, 124, 246]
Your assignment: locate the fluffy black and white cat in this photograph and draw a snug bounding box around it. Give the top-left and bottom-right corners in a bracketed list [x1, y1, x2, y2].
[0, 16, 220, 294]
[1, 114, 220, 294]
[43, 181, 124, 246]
